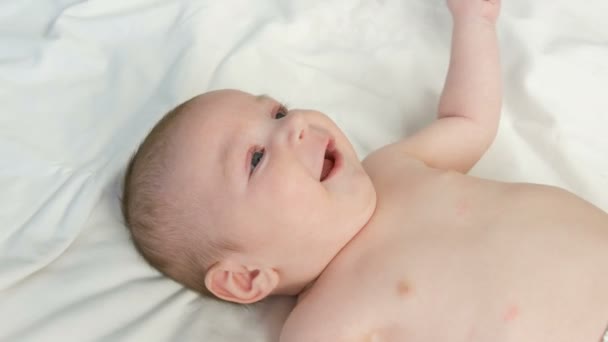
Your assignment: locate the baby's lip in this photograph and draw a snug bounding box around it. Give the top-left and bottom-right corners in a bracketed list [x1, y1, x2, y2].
[319, 138, 341, 183]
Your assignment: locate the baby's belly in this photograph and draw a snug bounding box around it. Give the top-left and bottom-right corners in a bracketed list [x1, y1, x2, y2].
[299, 183, 608, 342]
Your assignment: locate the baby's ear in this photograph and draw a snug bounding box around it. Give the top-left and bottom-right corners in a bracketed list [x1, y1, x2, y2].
[204, 262, 279, 304]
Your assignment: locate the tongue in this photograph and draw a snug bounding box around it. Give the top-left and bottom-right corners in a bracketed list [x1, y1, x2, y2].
[321, 157, 334, 181]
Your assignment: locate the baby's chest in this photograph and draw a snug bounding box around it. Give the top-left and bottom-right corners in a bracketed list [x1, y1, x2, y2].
[289, 242, 500, 342]
[285, 200, 529, 342]
[290, 269, 411, 341]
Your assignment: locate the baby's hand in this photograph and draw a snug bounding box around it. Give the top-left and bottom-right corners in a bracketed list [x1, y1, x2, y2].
[447, 0, 501, 25]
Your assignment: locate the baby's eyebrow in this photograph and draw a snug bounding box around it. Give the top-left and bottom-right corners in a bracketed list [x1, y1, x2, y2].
[255, 94, 273, 103]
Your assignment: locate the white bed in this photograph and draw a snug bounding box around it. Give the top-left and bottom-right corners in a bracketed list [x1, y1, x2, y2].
[1, 0, 606, 341]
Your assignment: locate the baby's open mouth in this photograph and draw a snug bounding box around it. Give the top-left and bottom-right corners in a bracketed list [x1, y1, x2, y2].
[320, 140, 339, 182]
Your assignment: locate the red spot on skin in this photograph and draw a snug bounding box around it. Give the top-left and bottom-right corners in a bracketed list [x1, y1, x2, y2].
[456, 200, 470, 217]
[503, 305, 520, 322]
[396, 280, 411, 297]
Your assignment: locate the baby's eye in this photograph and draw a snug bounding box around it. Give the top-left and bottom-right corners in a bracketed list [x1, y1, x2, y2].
[250, 148, 264, 173]
[274, 105, 288, 119]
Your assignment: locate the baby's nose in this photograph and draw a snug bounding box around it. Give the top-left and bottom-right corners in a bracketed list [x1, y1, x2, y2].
[282, 112, 308, 145]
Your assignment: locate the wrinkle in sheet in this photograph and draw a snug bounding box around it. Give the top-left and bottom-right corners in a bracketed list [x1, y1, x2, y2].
[208, 17, 275, 88]
[0, 169, 98, 291]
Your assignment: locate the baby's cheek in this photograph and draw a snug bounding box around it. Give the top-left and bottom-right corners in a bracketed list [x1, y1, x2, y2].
[274, 176, 318, 202]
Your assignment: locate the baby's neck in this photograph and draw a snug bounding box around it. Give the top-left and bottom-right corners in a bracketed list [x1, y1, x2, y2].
[296, 280, 316, 304]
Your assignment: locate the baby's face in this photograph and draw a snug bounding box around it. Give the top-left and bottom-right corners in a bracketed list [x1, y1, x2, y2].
[171, 89, 376, 282]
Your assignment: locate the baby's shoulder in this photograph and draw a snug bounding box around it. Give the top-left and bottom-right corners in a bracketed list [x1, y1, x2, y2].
[279, 289, 348, 342]
[362, 143, 431, 187]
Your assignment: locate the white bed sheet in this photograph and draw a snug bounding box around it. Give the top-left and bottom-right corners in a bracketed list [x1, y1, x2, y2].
[1, 0, 607, 341]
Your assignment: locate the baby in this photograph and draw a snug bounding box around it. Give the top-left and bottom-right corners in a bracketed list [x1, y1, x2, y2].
[121, 0, 608, 341]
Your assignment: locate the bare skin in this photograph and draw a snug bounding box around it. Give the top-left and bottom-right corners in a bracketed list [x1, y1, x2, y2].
[277, 0, 608, 340]
[280, 155, 608, 342]
[159, 0, 608, 340]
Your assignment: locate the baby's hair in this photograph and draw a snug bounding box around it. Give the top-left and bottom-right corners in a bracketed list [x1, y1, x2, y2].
[121, 98, 236, 298]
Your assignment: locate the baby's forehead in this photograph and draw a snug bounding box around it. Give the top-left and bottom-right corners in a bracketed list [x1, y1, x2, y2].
[184, 91, 266, 130]
[171, 92, 259, 189]
[181, 110, 252, 155]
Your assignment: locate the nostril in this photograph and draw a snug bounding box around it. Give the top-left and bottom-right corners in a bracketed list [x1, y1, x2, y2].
[299, 130, 304, 140]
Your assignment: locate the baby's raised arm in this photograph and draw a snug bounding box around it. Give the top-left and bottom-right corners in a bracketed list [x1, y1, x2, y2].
[391, 0, 502, 173]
